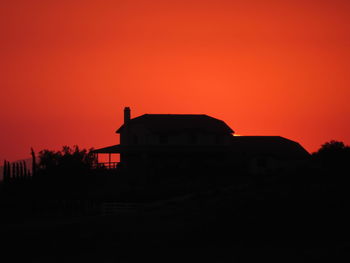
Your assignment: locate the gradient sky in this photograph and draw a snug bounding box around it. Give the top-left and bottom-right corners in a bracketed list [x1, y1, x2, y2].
[1, 0, 350, 161]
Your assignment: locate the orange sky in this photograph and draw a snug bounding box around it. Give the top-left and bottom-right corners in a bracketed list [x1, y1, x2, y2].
[1, 0, 350, 161]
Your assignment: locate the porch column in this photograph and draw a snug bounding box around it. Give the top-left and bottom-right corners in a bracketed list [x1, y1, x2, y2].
[95, 153, 99, 167]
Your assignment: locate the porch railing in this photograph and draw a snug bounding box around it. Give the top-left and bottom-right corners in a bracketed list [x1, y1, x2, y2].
[95, 162, 119, 169]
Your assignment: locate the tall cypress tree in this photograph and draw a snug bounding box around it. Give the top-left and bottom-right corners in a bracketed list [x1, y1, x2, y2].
[16, 162, 20, 180]
[7, 161, 11, 181]
[19, 161, 24, 179]
[31, 148, 36, 177]
[23, 161, 27, 179]
[12, 163, 16, 180]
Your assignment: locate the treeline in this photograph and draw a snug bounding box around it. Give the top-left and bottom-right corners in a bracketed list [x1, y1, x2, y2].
[312, 140, 350, 172]
[0, 141, 350, 261]
[0, 146, 104, 222]
[2, 146, 97, 183]
[35, 145, 96, 180]
[3, 140, 350, 184]
[0, 140, 349, 221]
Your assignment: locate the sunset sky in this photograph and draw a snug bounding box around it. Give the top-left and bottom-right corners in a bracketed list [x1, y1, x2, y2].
[1, 0, 350, 162]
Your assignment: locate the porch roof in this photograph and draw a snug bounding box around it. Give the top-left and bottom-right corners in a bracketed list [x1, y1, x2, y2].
[92, 145, 122, 153]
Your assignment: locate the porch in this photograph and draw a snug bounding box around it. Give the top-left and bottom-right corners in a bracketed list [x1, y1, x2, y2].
[92, 145, 121, 169]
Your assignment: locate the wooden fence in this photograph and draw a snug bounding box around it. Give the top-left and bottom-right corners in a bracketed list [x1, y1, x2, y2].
[2, 160, 32, 183]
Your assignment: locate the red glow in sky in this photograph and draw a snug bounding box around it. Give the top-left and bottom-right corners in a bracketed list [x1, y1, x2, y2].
[1, 0, 350, 161]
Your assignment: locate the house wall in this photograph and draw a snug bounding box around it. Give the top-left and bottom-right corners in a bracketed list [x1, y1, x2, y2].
[247, 156, 307, 175]
[118, 124, 233, 171]
[120, 126, 232, 146]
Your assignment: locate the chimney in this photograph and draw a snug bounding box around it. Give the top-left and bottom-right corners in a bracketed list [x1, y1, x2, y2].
[124, 107, 131, 123]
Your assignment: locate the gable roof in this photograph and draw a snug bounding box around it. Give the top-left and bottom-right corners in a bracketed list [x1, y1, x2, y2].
[231, 136, 310, 159]
[116, 114, 234, 134]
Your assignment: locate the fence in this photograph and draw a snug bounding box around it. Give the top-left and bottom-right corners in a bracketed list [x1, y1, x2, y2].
[2, 160, 32, 183]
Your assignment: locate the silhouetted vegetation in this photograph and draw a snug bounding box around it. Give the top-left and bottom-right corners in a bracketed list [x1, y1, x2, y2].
[1, 141, 350, 262]
[313, 140, 350, 172]
[36, 145, 96, 181]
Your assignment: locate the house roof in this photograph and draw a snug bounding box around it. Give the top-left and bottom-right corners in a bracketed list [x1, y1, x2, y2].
[116, 114, 234, 134]
[231, 136, 310, 159]
[92, 145, 122, 153]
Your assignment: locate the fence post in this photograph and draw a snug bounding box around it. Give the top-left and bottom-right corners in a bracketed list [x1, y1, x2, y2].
[12, 163, 16, 180]
[3, 160, 8, 182]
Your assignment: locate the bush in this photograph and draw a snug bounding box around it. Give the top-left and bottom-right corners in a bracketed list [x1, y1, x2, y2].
[37, 145, 96, 180]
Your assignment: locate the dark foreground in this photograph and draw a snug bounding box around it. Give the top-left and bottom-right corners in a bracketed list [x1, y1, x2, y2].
[1, 170, 350, 263]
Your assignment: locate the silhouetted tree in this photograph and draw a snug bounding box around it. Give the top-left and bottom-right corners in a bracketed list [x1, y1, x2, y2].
[38, 149, 62, 171]
[22, 161, 26, 178]
[317, 140, 346, 153]
[31, 148, 37, 177]
[19, 161, 23, 179]
[314, 140, 349, 159]
[12, 163, 16, 180]
[313, 140, 350, 174]
[6, 161, 11, 181]
[16, 162, 20, 180]
[37, 145, 96, 181]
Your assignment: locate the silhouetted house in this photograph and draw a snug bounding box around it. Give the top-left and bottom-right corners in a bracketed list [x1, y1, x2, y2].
[231, 136, 309, 175]
[93, 107, 309, 174]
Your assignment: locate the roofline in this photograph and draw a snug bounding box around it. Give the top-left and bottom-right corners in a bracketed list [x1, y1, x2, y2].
[116, 113, 234, 134]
